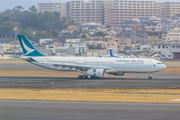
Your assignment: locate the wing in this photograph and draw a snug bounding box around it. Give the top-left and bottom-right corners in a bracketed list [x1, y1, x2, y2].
[41, 62, 112, 70]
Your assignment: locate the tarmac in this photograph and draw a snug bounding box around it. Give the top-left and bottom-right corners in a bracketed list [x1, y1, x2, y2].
[0, 100, 180, 120]
[0, 73, 180, 89]
[0, 60, 179, 89]
[0, 60, 180, 119]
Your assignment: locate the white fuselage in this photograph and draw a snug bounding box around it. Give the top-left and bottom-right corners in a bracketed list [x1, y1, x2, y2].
[27, 56, 167, 73]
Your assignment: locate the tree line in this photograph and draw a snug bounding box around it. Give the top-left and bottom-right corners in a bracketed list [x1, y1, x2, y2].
[0, 5, 76, 42]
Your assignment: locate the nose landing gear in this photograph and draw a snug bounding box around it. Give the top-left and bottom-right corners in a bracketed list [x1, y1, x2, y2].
[148, 72, 152, 80]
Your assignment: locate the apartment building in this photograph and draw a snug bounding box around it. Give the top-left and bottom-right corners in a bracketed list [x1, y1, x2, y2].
[37, 3, 67, 17]
[65, 38, 87, 55]
[69, 0, 104, 24]
[104, 0, 161, 26]
[165, 28, 180, 42]
[112, 36, 132, 47]
[37, 0, 162, 26]
[162, 2, 180, 18]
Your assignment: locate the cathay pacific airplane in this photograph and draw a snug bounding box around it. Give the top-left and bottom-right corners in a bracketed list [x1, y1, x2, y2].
[17, 35, 166, 80]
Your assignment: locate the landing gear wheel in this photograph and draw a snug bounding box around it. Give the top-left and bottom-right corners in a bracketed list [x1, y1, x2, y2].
[90, 76, 95, 79]
[83, 76, 88, 79]
[78, 75, 83, 79]
[148, 76, 152, 80]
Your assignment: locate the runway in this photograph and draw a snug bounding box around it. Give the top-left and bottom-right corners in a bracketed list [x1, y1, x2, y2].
[0, 100, 179, 120]
[0, 72, 180, 89]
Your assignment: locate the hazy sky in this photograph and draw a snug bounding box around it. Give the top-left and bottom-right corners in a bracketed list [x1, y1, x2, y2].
[0, 0, 179, 12]
[0, 0, 68, 12]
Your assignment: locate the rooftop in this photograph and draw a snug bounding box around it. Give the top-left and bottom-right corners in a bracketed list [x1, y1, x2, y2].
[56, 46, 70, 50]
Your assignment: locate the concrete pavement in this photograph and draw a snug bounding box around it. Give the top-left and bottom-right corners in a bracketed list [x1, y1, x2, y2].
[0, 100, 179, 120]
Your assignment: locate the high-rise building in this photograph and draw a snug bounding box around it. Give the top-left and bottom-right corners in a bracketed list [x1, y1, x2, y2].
[37, 3, 67, 17]
[37, 0, 162, 26]
[69, 0, 104, 24]
[162, 2, 180, 18]
[103, 0, 161, 26]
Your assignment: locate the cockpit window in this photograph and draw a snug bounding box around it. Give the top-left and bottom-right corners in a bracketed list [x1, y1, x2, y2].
[157, 62, 162, 64]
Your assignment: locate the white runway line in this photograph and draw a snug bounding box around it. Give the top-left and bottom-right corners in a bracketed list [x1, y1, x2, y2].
[168, 85, 180, 89]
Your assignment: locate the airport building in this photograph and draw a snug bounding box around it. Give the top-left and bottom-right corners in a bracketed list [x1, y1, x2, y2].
[152, 42, 180, 59]
[161, 2, 180, 18]
[37, 3, 67, 17]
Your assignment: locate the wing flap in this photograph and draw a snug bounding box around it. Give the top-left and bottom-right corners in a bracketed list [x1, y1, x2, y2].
[41, 62, 112, 70]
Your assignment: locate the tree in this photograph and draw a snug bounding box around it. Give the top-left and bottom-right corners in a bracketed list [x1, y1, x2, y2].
[118, 50, 125, 54]
[88, 45, 95, 49]
[96, 31, 108, 38]
[36, 30, 51, 39]
[21, 12, 38, 29]
[73, 30, 79, 35]
[0, 21, 20, 38]
[88, 44, 103, 49]
[19, 27, 34, 40]
[2, 9, 12, 15]
[29, 5, 37, 13]
[12, 6, 24, 13]
[0, 8, 77, 41]
[81, 34, 87, 38]
[96, 44, 103, 49]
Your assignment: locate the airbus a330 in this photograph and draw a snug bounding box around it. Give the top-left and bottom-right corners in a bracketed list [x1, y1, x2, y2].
[18, 35, 166, 80]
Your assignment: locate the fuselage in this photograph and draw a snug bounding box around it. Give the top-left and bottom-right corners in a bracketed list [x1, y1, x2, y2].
[28, 56, 167, 73]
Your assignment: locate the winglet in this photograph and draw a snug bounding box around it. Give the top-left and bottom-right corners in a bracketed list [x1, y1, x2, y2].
[18, 35, 45, 57]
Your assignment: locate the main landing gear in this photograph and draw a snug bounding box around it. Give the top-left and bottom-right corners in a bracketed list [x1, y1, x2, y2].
[78, 75, 88, 79]
[148, 72, 152, 80]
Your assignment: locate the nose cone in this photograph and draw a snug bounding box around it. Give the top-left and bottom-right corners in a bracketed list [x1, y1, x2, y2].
[162, 64, 167, 70]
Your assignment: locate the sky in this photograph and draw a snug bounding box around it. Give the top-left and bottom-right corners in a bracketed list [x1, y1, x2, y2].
[0, 0, 179, 12]
[0, 0, 68, 12]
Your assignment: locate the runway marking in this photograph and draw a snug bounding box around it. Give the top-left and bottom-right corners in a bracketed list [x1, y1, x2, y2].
[18, 81, 43, 83]
[0, 81, 43, 83]
[58, 82, 103, 88]
[168, 85, 180, 89]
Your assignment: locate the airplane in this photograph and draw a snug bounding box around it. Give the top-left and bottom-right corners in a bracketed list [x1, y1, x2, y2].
[17, 35, 167, 80]
[109, 49, 123, 58]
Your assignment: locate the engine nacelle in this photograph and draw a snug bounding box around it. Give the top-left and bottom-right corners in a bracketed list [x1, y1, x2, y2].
[108, 72, 125, 76]
[86, 69, 106, 78]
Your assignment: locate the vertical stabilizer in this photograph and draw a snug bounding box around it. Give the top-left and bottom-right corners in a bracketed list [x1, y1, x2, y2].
[109, 49, 122, 58]
[18, 35, 45, 57]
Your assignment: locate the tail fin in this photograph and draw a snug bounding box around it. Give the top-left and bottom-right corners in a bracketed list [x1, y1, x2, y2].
[109, 49, 115, 57]
[18, 35, 45, 57]
[109, 49, 122, 58]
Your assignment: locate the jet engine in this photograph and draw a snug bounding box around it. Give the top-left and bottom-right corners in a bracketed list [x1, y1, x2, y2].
[86, 69, 106, 78]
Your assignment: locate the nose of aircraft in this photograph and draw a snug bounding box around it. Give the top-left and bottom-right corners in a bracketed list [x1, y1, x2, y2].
[162, 64, 167, 70]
